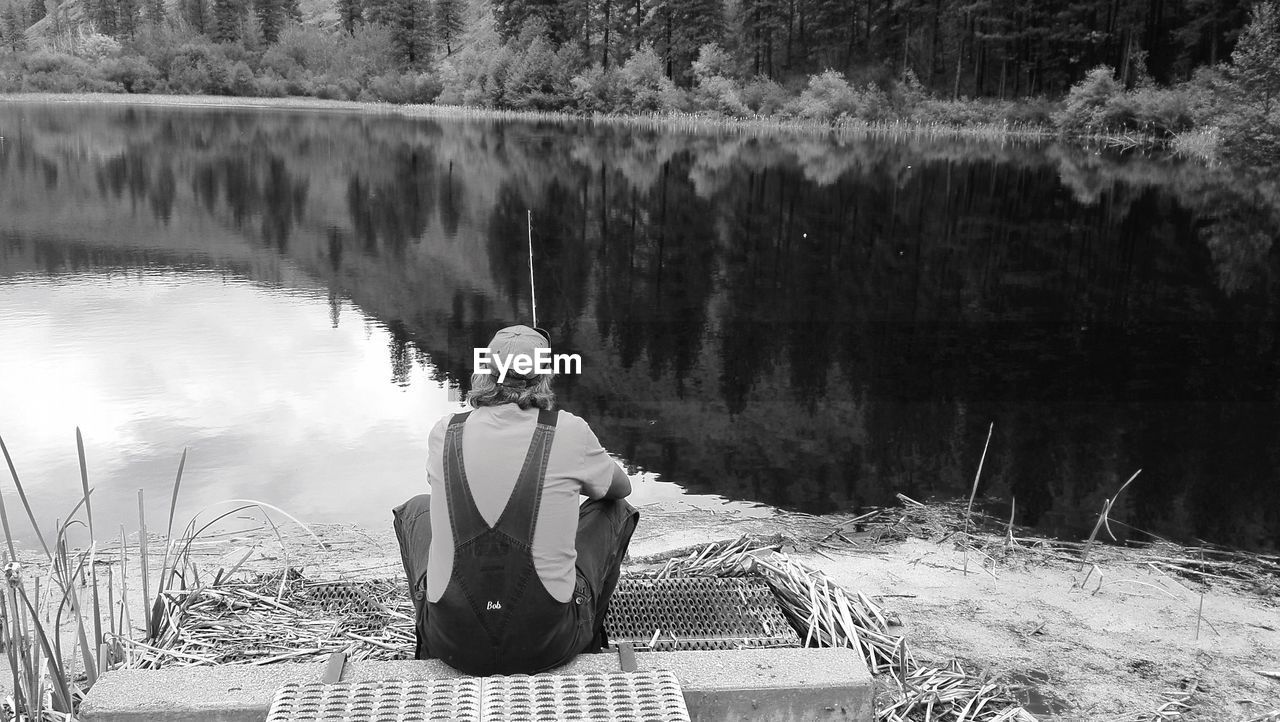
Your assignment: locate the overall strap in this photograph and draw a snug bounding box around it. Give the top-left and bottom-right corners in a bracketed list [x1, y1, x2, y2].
[442, 412, 489, 546]
[441, 409, 559, 547]
[488, 408, 559, 545]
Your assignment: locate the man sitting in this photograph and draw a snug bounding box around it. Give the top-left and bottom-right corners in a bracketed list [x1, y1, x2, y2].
[394, 325, 638, 675]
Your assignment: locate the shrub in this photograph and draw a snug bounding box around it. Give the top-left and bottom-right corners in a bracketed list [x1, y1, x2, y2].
[41, 29, 121, 62]
[19, 49, 120, 92]
[285, 75, 314, 96]
[691, 42, 734, 85]
[262, 25, 338, 79]
[689, 43, 746, 116]
[788, 70, 853, 120]
[786, 70, 889, 122]
[124, 22, 201, 80]
[437, 36, 514, 107]
[314, 80, 343, 99]
[1126, 87, 1194, 136]
[1181, 66, 1232, 126]
[228, 60, 257, 96]
[254, 73, 289, 97]
[436, 24, 513, 107]
[691, 74, 746, 116]
[0, 58, 19, 92]
[894, 68, 928, 114]
[504, 35, 577, 110]
[1056, 64, 1195, 136]
[1002, 97, 1057, 127]
[616, 44, 676, 113]
[569, 64, 622, 113]
[98, 55, 162, 93]
[337, 76, 362, 101]
[1057, 65, 1120, 132]
[740, 76, 788, 116]
[369, 71, 442, 104]
[335, 23, 399, 85]
[167, 42, 233, 95]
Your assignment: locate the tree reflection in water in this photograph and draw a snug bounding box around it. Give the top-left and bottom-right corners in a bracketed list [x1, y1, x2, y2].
[0, 103, 1277, 550]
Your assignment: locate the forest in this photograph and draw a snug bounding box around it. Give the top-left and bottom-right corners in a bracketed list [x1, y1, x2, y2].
[0, 0, 1278, 159]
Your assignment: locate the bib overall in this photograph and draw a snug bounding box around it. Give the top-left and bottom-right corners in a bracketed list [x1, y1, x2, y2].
[424, 408, 589, 675]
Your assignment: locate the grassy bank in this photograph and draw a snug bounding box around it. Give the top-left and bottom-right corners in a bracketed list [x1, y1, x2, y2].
[0, 90, 1061, 143]
[3, 23, 1277, 164]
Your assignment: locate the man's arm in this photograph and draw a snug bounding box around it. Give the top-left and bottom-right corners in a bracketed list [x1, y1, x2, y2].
[601, 463, 632, 500]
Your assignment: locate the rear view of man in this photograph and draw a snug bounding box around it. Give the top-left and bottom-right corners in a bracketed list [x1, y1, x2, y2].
[394, 325, 638, 675]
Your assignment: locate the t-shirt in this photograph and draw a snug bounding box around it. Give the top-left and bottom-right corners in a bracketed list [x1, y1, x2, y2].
[425, 405, 618, 603]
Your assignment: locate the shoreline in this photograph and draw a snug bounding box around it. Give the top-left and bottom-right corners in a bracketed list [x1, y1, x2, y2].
[3, 90, 1084, 144]
[7, 499, 1272, 720]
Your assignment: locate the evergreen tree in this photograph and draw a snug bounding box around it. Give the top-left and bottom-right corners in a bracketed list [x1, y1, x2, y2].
[434, 0, 464, 54]
[396, 0, 431, 65]
[90, 0, 117, 36]
[738, 0, 784, 77]
[183, 0, 209, 34]
[26, 0, 42, 23]
[1171, 0, 1248, 71]
[116, 0, 139, 36]
[212, 0, 247, 42]
[370, 0, 431, 66]
[1, 1, 28, 52]
[255, 0, 286, 42]
[492, 0, 585, 46]
[645, 0, 723, 84]
[143, 0, 163, 25]
[336, 0, 362, 34]
[363, 0, 392, 25]
[586, 0, 634, 68]
[1231, 0, 1280, 116]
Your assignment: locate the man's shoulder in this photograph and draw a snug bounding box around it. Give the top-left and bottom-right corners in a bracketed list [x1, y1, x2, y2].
[429, 411, 461, 437]
[552, 408, 592, 433]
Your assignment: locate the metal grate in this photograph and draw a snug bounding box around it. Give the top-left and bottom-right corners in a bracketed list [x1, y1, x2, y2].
[482, 671, 689, 722]
[301, 582, 386, 613]
[266, 671, 688, 722]
[266, 679, 482, 722]
[604, 577, 802, 651]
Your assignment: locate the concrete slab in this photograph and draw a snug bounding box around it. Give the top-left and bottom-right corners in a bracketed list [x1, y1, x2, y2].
[80, 647, 873, 722]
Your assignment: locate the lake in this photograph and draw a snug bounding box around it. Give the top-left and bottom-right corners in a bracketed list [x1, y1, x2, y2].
[1, 101, 1277, 551]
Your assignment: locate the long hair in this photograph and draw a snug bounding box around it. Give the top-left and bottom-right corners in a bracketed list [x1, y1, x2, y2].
[466, 373, 556, 410]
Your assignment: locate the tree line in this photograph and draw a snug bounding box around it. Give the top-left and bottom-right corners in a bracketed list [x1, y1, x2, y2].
[1, 0, 1271, 91]
[1, 0, 1278, 163]
[484, 0, 1259, 96]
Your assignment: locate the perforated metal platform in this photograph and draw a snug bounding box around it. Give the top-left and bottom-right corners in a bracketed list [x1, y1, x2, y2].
[267, 678, 481, 721]
[605, 577, 802, 652]
[482, 671, 689, 722]
[302, 581, 385, 613]
[266, 671, 689, 722]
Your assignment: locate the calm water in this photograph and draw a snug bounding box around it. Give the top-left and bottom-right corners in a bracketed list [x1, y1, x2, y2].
[1, 102, 1277, 550]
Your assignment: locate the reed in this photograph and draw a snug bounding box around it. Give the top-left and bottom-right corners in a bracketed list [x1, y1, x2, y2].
[1, 431, 95, 719]
[0, 433, 314, 719]
[962, 423, 995, 576]
[1171, 126, 1222, 163]
[1081, 469, 1142, 566]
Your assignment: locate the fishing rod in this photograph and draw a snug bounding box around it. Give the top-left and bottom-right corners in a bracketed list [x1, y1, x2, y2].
[527, 210, 550, 343]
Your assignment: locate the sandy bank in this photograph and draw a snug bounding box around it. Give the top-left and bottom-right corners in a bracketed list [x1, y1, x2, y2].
[3, 499, 1276, 720]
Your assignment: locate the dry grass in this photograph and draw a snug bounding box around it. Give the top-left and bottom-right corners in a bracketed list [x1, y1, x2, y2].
[116, 575, 414, 668]
[635, 535, 1037, 722]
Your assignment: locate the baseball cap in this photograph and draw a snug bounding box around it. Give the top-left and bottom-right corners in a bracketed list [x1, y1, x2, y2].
[486, 325, 550, 382]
